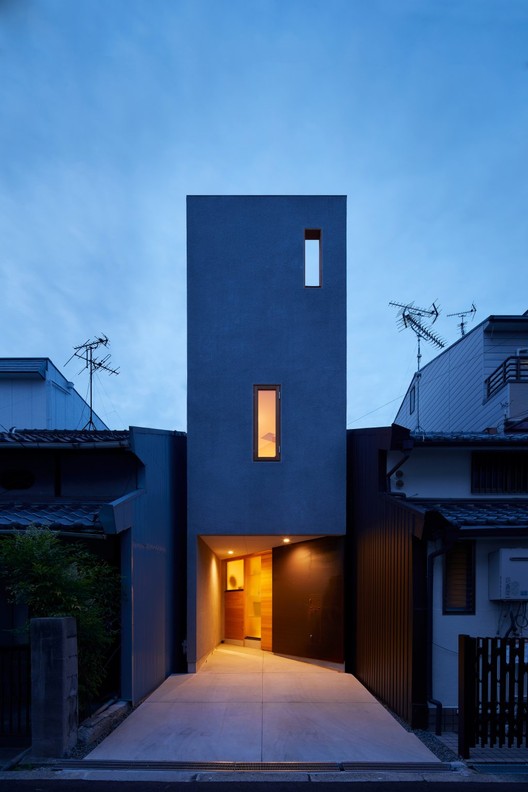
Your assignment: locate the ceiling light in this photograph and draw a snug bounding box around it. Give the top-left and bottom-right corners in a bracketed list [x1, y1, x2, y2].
[227, 550, 234, 555]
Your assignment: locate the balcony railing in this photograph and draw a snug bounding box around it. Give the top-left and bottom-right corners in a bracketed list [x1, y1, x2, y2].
[485, 356, 528, 399]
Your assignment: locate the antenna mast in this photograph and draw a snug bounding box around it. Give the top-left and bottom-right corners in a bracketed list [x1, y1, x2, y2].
[390, 301, 446, 433]
[65, 335, 119, 429]
[447, 303, 476, 337]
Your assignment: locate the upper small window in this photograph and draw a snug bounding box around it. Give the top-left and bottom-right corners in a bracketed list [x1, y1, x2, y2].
[409, 385, 416, 415]
[304, 229, 321, 287]
[254, 385, 280, 461]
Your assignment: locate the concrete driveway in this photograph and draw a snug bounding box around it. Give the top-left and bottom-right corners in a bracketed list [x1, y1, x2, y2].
[85, 645, 440, 765]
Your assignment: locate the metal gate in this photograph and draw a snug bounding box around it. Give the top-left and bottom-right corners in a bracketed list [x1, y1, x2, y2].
[0, 645, 31, 744]
[459, 635, 528, 758]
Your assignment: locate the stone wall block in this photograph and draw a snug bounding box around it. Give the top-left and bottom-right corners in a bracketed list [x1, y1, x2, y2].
[30, 617, 78, 757]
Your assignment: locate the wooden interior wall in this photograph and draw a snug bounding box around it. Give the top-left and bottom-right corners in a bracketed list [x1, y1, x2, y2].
[224, 590, 244, 640]
[260, 551, 272, 651]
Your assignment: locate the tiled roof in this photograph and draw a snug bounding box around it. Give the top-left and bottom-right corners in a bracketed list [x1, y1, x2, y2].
[0, 502, 105, 533]
[409, 499, 528, 529]
[0, 429, 130, 446]
[410, 431, 528, 445]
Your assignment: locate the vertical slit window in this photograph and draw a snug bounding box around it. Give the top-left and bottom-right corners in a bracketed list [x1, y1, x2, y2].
[304, 229, 321, 287]
[254, 385, 280, 461]
[443, 542, 475, 614]
[409, 385, 416, 415]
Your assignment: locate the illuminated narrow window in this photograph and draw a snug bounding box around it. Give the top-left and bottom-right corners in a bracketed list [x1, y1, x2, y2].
[443, 542, 475, 614]
[254, 385, 280, 461]
[304, 229, 321, 287]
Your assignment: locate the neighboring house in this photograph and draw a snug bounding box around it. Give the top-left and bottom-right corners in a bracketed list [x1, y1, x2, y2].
[186, 195, 347, 671]
[0, 358, 107, 431]
[349, 313, 528, 730]
[0, 426, 187, 705]
[395, 313, 528, 434]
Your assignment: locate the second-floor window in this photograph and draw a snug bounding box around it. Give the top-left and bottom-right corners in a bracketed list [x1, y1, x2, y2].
[471, 451, 528, 493]
[254, 385, 281, 461]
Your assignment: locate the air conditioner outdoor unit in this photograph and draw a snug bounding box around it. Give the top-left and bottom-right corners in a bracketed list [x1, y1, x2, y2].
[489, 548, 528, 601]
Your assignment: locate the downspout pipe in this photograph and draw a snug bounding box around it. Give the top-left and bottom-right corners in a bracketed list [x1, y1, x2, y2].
[427, 544, 449, 735]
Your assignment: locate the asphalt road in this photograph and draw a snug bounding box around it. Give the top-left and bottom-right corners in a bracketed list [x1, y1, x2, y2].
[1, 782, 528, 791]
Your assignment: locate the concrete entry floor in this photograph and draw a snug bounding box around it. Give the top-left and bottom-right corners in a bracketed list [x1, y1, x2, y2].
[86, 645, 440, 764]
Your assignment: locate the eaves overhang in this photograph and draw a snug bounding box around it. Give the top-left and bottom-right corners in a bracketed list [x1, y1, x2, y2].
[389, 424, 528, 449]
[399, 498, 528, 540]
[0, 501, 108, 537]
[0, 429, 131, 450]
[410, 432, 528, 447]
[0, 490, 145, 538]
[484, 315, 528, 335]
[0, 358, 48, 380]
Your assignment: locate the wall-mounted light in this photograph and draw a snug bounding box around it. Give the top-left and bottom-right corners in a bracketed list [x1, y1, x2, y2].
[282, 537, 291, 544]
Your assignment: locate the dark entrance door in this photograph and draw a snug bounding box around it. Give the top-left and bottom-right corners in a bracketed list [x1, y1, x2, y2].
[272, 536, 344, 663]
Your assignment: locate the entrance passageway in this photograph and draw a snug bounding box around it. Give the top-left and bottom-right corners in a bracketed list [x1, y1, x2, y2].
[86, 645, 440, 764]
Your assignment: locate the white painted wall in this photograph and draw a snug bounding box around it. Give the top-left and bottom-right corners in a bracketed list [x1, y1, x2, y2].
[432, 539, 528, 707]
[194, 537, 222, 670]
[394, 320, 528, 433]
[388, 448, 472, 498]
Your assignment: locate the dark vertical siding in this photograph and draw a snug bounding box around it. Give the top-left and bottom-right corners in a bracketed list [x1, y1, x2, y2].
[126, 428, 187, 703]
[347, 429, 427, 727]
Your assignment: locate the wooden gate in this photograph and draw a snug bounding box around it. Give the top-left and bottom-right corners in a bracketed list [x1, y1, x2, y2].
[0, 645, 31, 744]
[459, 635, 528, 758]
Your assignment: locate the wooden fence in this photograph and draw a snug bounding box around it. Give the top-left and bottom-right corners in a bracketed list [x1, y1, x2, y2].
[0, 645, 31, 744]
[459, 635, 528, 758]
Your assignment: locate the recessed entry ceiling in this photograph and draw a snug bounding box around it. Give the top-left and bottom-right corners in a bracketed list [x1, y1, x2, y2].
[199, 535, 324, 560]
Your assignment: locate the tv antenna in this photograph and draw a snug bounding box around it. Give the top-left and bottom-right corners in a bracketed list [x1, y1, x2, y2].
[389, 301, 446, 432]
[65, 335, 119, 429]
[447, 303, 476, 337]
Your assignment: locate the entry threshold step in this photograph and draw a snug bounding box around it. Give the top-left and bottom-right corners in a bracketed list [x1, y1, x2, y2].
[54, 759, 451, 773]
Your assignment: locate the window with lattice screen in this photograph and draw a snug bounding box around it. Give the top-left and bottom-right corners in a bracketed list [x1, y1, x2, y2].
[443, 542, 475, 614]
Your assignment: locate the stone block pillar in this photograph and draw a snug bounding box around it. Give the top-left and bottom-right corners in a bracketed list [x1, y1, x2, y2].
[30, 617, 78, 757]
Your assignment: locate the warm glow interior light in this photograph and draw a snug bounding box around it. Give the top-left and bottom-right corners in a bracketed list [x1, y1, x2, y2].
[282, 537, 291, 544]
[226, 558, 244, 590]
[258, 389, 277, 457]
[227, 550, 234, 555]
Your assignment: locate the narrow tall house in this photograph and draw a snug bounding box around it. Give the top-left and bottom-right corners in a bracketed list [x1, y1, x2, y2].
[187, 196, 347, 671]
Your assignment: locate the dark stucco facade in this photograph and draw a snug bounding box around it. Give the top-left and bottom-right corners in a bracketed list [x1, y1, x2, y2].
[186, 196, 347, 668]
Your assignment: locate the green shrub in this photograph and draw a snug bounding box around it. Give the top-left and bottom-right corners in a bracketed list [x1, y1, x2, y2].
[0, 526, 121, 708]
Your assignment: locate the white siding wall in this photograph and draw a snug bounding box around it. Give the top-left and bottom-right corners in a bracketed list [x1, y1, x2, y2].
[395, 322, 528, 432]
[0, 380, 48, 430]
[479, 330, 528, 429]
[482, 330, 528, 378]
[509, 382, 528, 424]
[394, 325, 485, 432]
[0, 361, 107, 430]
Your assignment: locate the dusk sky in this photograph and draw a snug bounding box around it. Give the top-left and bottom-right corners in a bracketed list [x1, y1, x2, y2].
[1, 0, 527, 431]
